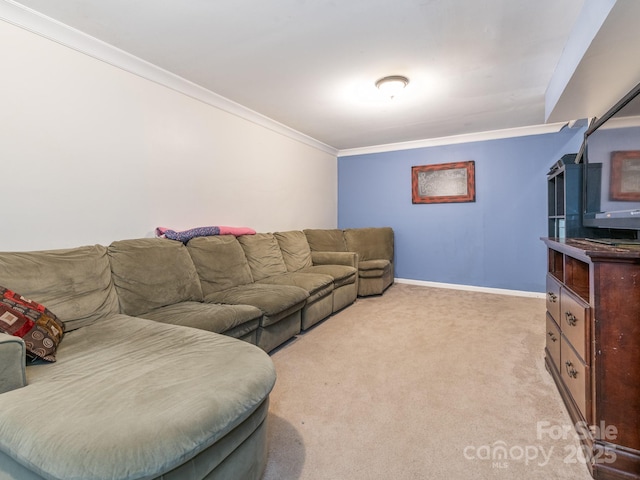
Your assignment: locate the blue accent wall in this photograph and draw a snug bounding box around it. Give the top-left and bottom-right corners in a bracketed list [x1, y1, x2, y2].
[338, 127, 586, 293]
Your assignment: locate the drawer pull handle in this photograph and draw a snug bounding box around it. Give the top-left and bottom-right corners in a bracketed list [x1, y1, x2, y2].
[565, 311, 578, 327]
[547, 331, 557, 342]
[547, 292, 558, 303]
[565, 361, 578, 379]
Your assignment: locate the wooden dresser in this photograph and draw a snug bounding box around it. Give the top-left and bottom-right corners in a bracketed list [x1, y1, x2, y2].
[542, 238, 640, 480]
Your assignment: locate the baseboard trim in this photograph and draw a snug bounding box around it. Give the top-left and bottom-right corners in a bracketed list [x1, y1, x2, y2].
[394, 278, 545, 299]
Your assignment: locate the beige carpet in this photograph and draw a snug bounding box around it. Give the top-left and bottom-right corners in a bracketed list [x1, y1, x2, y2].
[261, 283, 594, 480]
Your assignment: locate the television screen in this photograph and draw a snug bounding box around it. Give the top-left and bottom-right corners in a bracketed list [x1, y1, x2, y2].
[583, 82, 640, 234]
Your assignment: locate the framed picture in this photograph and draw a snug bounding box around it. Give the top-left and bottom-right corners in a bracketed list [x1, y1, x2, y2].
[610, 151, 640, 201]
[411, 161, 476, 204]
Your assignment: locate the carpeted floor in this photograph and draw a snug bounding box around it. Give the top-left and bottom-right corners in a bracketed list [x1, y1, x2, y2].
[261, 283, 594, 480]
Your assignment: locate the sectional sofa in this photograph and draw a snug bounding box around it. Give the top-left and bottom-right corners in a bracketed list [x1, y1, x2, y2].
[0, 227, 393, 480]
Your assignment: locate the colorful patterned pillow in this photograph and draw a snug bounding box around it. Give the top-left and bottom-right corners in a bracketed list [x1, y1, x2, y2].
[0, 286, 65, 363]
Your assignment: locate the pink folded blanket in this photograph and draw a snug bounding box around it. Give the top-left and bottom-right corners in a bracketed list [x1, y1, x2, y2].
[155, 225, 256, 242]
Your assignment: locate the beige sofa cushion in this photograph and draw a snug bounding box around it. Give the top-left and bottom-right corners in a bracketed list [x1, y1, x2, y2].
[238, 233, 288, 281]
[344, 227, 394, 261]
[258, 272, 333, 301]
[303, 229, 348, 252]
[301, 264, 357, 288]
[187, 236, 254, 295]
[139, 302, 261, 339]
[0, 245, 119, 331]
[274, 231, 313, 272]
[0, 315, 276, 480]
[204, 284, 308, 327]
[108, 238, 203, 316]
[358, 259, 392, 272]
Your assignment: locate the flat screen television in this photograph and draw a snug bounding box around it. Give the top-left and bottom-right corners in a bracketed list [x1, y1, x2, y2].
[580, 81, 640, 239]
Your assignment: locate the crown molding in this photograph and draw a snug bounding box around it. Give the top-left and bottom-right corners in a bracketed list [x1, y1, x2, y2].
[0, 1, 577, 160]
[338, 122, 569, 157]
[0, 0, 338, 156]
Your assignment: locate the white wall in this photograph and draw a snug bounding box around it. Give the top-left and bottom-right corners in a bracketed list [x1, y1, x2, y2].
[0, 20, 337, 251]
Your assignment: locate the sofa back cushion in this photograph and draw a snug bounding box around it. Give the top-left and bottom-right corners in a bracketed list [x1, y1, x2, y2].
[0, 245, 120, 331]
[274, 231, 313, 272]
[186, 236, 254, 295]
[108, 238, 203, 316]
[237, 233, 288, 281]
[303, 229, 348, 252]
[344, 227, 394, 262]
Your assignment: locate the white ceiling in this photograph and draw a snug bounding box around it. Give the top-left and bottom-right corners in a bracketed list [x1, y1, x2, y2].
[6, 0, 634, 151]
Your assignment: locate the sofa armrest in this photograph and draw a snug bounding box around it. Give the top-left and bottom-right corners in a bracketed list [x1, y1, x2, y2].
[0, 333, 27, 394]
[311, 251, 358, 268]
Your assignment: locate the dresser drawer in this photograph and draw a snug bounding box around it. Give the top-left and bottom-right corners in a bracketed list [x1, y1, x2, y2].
[560, 289, 590, 363]
[560, 335, 590, 422]
[546, 274, 561, 323]
[545, 313, 560, 370]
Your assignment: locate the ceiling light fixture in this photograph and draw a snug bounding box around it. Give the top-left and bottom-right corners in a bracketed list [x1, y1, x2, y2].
[375, 75, 410, 99]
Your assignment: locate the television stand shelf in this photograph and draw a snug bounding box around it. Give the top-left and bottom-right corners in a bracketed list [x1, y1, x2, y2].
[542, 237, 640, 480]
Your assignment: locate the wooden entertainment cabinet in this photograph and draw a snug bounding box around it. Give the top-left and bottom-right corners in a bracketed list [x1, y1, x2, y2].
[542, 237, 640, 479]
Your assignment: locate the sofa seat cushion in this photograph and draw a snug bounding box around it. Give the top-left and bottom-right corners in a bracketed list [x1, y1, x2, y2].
[204, 284, 308, 327]
[257, 272, 333, 303]
[300, 265, 357, 288]
[139, 302, 262, 339]
[0, 315, 276, 480]
[358, 259, 392, 277]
